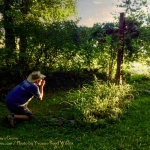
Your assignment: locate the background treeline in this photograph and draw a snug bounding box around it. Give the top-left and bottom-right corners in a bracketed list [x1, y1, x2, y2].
[0, 0, 150, 90]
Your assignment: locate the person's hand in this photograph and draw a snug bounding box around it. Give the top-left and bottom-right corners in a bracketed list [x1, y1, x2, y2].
[41, 79, 46, 86]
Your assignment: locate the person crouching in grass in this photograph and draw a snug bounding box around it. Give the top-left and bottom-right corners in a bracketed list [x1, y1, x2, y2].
[5, 71, 46, 128]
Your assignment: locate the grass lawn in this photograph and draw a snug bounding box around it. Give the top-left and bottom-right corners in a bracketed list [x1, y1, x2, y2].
[1, 86, 150, 150]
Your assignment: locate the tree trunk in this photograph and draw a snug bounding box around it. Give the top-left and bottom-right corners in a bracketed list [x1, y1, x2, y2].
[19, 30, 27, 67]
[3, 0, 16, 51]
[18, 0, 30, 70]
[116, 13, 125, 85]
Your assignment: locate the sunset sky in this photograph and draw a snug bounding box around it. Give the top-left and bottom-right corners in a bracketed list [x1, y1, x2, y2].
[76, 0, 150, 27]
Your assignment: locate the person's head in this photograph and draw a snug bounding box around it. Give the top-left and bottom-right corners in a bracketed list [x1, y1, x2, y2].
[27, 71, 46, 85]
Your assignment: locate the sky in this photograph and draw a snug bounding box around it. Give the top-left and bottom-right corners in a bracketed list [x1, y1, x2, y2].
[76, 0, 150, 27]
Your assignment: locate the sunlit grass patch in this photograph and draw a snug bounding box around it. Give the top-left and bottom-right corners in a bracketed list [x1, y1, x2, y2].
[57, 79, 134, 127]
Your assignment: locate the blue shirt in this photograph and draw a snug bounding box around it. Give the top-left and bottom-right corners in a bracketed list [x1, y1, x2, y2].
[5, 80, 41, 110]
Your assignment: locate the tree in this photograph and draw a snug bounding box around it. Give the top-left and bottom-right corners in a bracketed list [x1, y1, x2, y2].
[114, 0, 150, 83]
[1, 0, 77, 72]
[3, 0, 16, 51]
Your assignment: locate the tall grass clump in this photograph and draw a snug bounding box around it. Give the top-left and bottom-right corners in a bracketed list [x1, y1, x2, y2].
[59, 79, 134, 127]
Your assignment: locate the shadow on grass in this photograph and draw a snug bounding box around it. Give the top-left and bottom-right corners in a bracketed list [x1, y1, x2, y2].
[45, 70, 107, 92]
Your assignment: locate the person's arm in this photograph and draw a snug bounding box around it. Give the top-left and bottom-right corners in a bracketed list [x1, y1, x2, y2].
[38, 80, 45, 100]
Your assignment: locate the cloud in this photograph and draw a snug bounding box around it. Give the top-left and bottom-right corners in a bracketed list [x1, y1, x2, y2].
[93, 1, 102, 5]
[77, 0, 127, 27]
[78, 5, 125, 27]
[78, 14, 114, 27]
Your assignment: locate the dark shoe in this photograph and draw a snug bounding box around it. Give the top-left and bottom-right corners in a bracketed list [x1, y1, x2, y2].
[7, 115, 16, 128]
